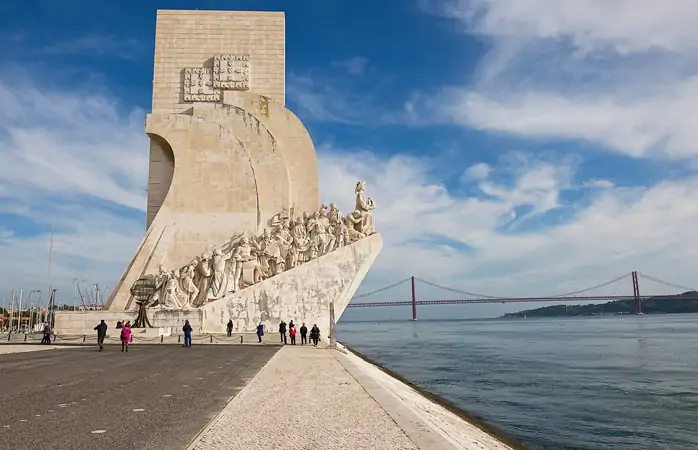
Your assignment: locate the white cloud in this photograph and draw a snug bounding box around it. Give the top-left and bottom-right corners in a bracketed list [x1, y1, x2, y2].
[444, 79, 698, 158]
[319, 146, 698, 301]
[441, 0, 698, 54]
[2, 64, 696, 319]
[332, 57, 369, 76]
[0, 69, 147, 305]
[583, 179, 614, 189]
[462, 162, 491, 182]
[38, 35, 143, 60]
[422, 0, 698, 159]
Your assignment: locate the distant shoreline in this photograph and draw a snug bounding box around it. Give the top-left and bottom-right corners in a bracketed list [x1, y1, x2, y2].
[503, 294, 698, 318]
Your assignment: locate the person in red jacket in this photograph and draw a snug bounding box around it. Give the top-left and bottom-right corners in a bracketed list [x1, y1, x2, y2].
[120, 321, 132, 352]
[289, 326, 297, 345]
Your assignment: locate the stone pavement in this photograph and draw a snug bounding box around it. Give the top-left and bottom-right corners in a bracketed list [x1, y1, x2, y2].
[0, 331, 267, 346]
[190, 345, 418, 450]
[0, 345, 278, 450]
[189, 346, 517, 450]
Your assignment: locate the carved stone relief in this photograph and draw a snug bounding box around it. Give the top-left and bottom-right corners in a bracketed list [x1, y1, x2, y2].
[183, 68, 221, 102]
[135, 181, 378, 310]
[213, 54, 250, 90]
[183, 54, 251, 103]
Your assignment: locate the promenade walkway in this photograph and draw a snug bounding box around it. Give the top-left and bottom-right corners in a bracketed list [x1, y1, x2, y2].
[189, 345, 515, 450]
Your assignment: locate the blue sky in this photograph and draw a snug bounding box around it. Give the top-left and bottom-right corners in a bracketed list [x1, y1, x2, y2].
[1, 0, 698, 318]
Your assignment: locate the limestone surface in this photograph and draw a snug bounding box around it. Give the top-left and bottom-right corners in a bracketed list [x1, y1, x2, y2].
[189, 347, 419, 450]
[200, 233, 382, 339]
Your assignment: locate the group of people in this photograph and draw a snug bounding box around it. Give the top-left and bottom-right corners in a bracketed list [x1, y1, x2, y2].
[92, 317, 319, 350]
[277, 320, 321, 346]
[93, 319, 132, 352]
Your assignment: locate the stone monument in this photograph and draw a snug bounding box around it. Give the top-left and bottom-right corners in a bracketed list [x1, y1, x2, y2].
[54, 10, 383, 341]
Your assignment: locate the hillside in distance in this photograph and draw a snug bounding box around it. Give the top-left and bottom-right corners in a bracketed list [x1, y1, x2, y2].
[503, 292, 698, 318]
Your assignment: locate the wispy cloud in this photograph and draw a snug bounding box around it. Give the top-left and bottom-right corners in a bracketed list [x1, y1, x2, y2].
[38, 35, 143, 60]
[417, 0, 698, 160]
[331, 57, 370, 76]
[287, 72, 421, 127]
[319, 143, 698, 298]
[0, 66, 147, 300]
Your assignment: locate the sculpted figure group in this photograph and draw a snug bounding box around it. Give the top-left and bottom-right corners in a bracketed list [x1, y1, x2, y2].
[141, 181, 377, 310]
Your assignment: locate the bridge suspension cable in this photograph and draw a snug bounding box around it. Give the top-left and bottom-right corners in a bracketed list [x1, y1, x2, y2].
[636, 272, 697, 292]
[548, 273, 632, 298]
[413, 277, 513, 299]
[352, 278, 412, 300]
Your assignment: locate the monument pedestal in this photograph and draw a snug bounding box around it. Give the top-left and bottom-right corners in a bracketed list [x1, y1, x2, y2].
[55, 234, 382, 342]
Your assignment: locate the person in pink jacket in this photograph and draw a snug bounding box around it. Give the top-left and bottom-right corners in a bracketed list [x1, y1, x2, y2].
[121, 321, 132, 352]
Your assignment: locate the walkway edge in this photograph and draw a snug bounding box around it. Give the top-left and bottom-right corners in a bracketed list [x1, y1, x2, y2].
[184, 346, 283, 450]
[332, 348, 456, 450]
[333, 343, 526, 450]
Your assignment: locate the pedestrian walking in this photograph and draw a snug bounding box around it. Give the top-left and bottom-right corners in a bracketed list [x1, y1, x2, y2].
[226, 319, 233, 337]
[183, 320, 193, 347]
[41, 322, 52, 344]
[310, 324, 320, 346]
[300, 323, 308, 345]
[289, 326, 297, 345]
[278, 320, 287, 344]
[256, 322, 264, 343]
[120, 321, 132, 352]
[94, 320, 108, 352]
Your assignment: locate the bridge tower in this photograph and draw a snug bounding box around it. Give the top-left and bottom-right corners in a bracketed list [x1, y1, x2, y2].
[411, 276, 417, 321]
[631, 271, 642, 314]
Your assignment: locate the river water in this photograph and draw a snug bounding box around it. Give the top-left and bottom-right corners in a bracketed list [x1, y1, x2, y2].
[336, 314, 698, 450]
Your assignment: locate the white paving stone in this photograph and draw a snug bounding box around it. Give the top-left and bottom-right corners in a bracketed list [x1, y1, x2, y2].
[190, 347, 418, 450]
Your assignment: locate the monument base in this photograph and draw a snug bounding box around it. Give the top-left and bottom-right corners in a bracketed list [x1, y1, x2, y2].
[55, 234, 382, 341]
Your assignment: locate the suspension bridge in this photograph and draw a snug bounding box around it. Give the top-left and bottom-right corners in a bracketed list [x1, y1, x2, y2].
[347, 271, 698, 320]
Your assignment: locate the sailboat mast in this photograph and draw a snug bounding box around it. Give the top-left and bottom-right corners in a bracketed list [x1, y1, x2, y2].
[18, 289, 23, 331]
[9, 289, 14, 331]
[44, 210, 56, 324]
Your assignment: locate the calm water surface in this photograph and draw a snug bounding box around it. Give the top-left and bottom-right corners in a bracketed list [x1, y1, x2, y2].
[337, 315, 698, 450]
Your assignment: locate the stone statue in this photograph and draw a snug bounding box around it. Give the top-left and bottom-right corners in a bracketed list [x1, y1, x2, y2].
[162, 269, 184, 308]
[179, 262, 198, 308]
[193, 253, 211, 307]
[317, 204, 335, 254]
[149, 264, 169, 307]
[355, 180, 376, 236]
[232, 235, 261, 292]
[292, 216, 310, 264]
[137, 182, 378, 309]
[274, 222, 293, 269]
[207, 246, 233, 300]
[346, 210, 367, 242]
[258, 228, 282, 279]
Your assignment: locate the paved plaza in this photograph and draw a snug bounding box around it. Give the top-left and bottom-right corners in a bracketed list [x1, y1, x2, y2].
[0, 344, 279, 449]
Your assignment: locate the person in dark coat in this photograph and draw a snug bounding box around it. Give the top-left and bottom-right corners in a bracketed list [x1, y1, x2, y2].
[226, 319, 233, 337]
[41, 322, 52, 344]
[310, 324, 320, 347]
[183, 320, 193, 347]
[278, 320, 287, 344]
[94, 320, 108, 352]
[300, 323, 308, 345]
[256, 322, 264, 343]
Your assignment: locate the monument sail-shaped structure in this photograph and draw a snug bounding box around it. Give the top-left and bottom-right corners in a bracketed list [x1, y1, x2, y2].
[55, 10, 382, 340]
